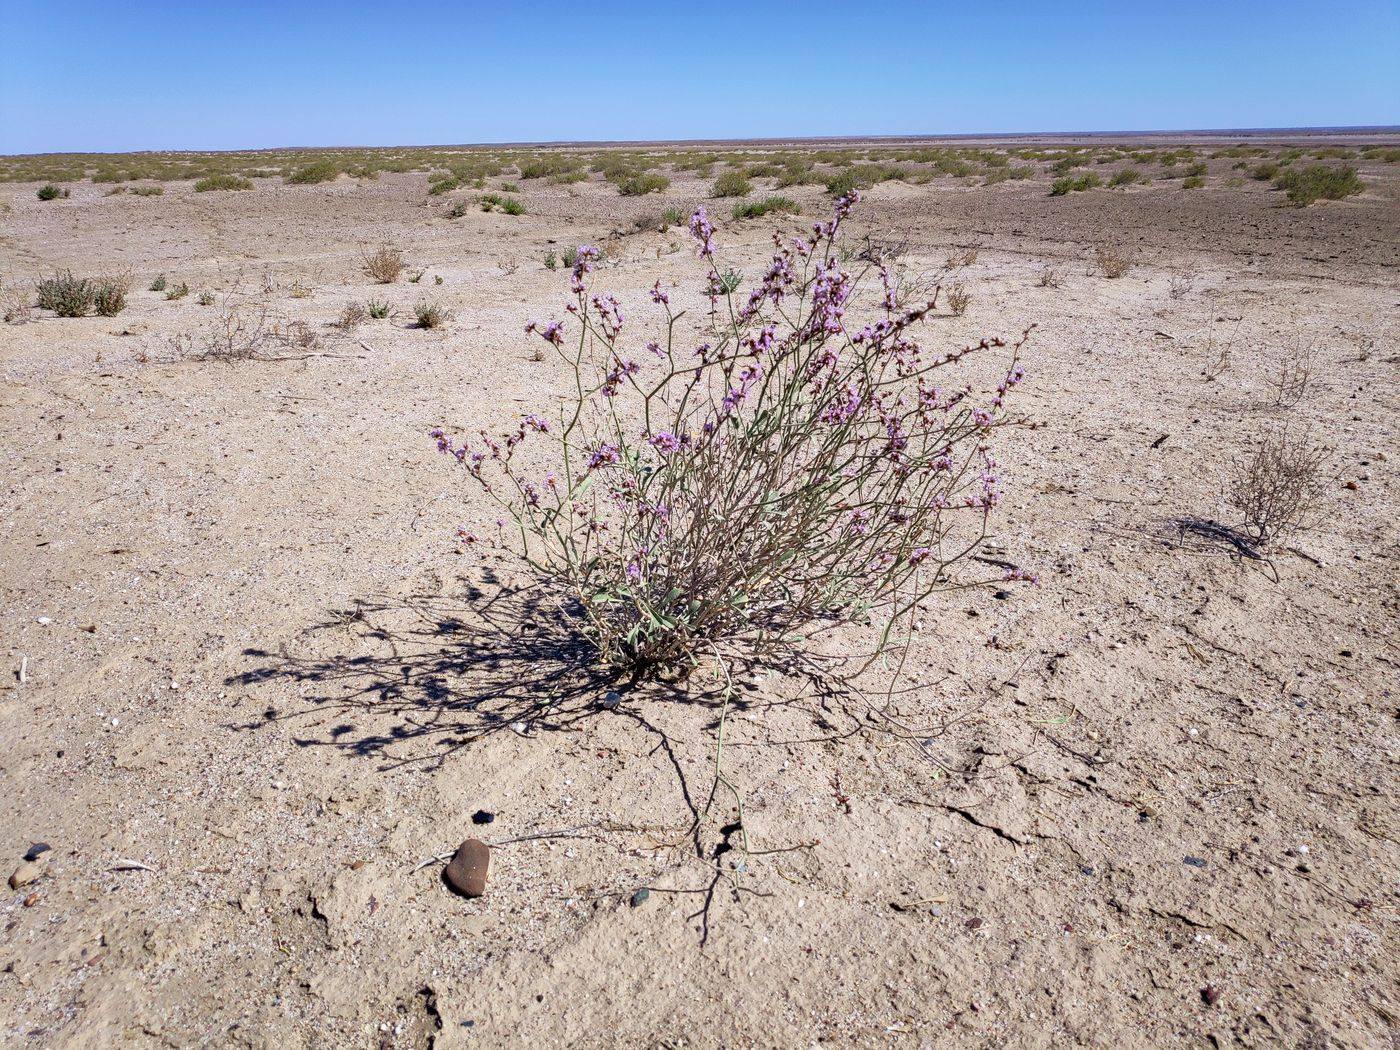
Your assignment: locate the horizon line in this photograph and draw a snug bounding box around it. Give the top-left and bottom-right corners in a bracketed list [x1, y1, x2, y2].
[5, 124, 1398, 160]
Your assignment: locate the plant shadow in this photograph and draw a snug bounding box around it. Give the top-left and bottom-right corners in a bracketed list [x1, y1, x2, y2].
[226, 567, 708, 771]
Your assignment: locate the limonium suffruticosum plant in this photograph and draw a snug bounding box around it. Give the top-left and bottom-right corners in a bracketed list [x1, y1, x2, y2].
[432, 192, 1031, 685]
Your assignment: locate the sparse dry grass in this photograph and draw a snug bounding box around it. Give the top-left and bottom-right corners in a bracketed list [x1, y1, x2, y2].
[362, 246, 404, 284]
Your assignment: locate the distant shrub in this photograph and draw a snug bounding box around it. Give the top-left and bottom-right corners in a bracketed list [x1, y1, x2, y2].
[335, 302, 367, 329]
[562, 246, 579, 268]
[617, 172, 670, 196]
[1185, 161, 1209, 178]
[149, 275, 167, 292]
[362, 246, 404, 284]
[544, 250, 558, 270]
[286, 161, 340, 185]
[414, 302, 448, 329]
[36, 184, 63, 201]
[1273, 165, 1363, 206]
[1251, 162, 1280, 181]
[1108, 168, 1141, 188]
[825, 170, 858, 197]
[1228, 429, 1328, 546]
[367, 299, 391, 319]
[1049, 173, 1101, 196]
[166, 281, 190, 300]
[1182, 174, 1205, 189]
[130, 184, 164, 196]
[661, 206, 685, 227]
[196, 291, 215, 306]
[195, 174, 253, 192]
[1036, 265, 1063, 288]
[732, 195, 799, 219]
[37, 271, 96, 316]
[501, 196, 526, 215]
[711, 170, 752, 198]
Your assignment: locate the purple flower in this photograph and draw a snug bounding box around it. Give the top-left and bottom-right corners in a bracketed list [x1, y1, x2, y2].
[688, 206, 716, 258]
[650, 280, 669, 306]
[648, 430, 682, 453]
[587, 443, 621, 471]
[524, 414, 550, 432]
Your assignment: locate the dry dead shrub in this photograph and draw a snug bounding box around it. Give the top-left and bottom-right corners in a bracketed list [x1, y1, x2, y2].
[277, 319, 320, 350]
[946, 282, 971, 315]
[943, 244, 979, 270]
[173, 297, 273, 361]
[1168, 269, 1195, 300]
[1266, 342, 1313, 408]
[1035, 265, 1063, 289]
[414, 302, 448, 329]
[1227, 429, 1329, 545]
[1094, 244, 1132, 279]
[361, 246, 404, 284]
[288, 280, 312, 299]
[2, 283, 32, 324]
[334, 302, 367, 330]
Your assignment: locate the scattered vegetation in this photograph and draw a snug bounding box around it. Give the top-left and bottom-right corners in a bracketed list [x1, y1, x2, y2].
[36, 184, 65, 201]
[1094, 244, 1132, 279]
[194, 174, 253, 192]
[945, 282, 970, 315]
[731, 196, 798, 219]
[37, 271, 95, 316]
[367, 299, 391, 319]
[1050, 173, 1101, 196]
[286, 161, 341, 185]
[616, 172, 670, 196]
[711, 170, 752, 198]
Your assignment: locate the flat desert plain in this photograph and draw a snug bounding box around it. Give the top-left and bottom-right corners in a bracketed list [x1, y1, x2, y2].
[1, 137, 1398, 1047]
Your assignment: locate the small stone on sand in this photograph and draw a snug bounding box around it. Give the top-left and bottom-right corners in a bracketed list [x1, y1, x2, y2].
[444, 839, 489, 898]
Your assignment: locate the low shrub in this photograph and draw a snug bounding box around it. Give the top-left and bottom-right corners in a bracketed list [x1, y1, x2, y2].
[731, 195, 798, 219]
[1228, 429, 1328, 545]
[1095, 244, 1132, 278]
[1108, 168, 1141, 187]
[711, 170, 752, 198]
[131, 184, 165, 196]
[367, 299, 391, 319]
[286, 160, 340, 185]
[362, 246, 404, 284]
[93, 275, 130, 316]
[414, 302, 448, 329]
[501, 196, 526, 215]
[37, 271, 95, 316]
[1251, 162, 1280, 181]
[617, 172, 670, 196]
[1182, 174, 1205, 189]
[195, 174, 253, 192]
[1050, 173, 1101, 196]
[149, 275, 167, 292]
[1273, 165, 1363, 206]
[36, 184, 63, 201]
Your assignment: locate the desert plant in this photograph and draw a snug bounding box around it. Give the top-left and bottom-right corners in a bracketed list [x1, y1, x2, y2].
[562, 246, 579, 268]
[1273, 165, 1363, 206]
[37, 271, 96, 316]
[1182, 174, 1205, 189]
[196, 291, 215, 306]
[362, 246, 404, 284]
[501, 196, 526, 215]
[149, 275, 167, 292]
[1094, 244, 1131, 279]
[1266, 343, 1313, 408]
[335, 302, 367, 329]
[131, 184, 164, 196]
[1050, 173, 1101, 196]
[415, 302, 448, 329]
[713, 267, 742, 295]
[430, 193, 1031, 685]
[1227, 429, 1328, 545]
[177, 298, 273, 361]
[1108, 168, 1141, 188]
[617, 172, 670, 196]
[1035, 265, 1063, 288]
[1251, 162, 1280, 181]
[93, 275, 130, 316]
[544, 250, 558, 270]
[711, 170, 752, 198]
[37, 184, 62, 201]
[731, 196, 798, 220]
[194, 174, 253, 192]
[366, 299, 391, 319]
[946, 282, 970, 315]
[166, 281, 190, 300]
[286, 160, 340, 185]
[446, 199, 471, 219]
[661, 206, 685, 227]
[943, 245, 979, 270]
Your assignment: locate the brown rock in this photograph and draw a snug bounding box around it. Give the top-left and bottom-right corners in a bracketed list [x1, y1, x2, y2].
[443, 839, 489, 898]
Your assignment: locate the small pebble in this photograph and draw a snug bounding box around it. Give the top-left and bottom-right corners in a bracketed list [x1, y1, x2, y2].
[629, 888, 650, 908]
[1079, 865, 1095, 876]
[599, 691, 622, 711]
[23, 843, 51, 862]
[9, 860, 45, 890]
[1183, 855, 1207, 868]
[471, 810, 495, 825]
[1201, 985, 1222, 1006]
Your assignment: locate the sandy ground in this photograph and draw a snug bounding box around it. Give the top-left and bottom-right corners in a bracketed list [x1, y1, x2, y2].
[2, 144, 1398, 1047]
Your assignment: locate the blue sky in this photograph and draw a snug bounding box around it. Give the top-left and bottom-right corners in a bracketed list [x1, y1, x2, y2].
[3, 0, 1396, 154]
